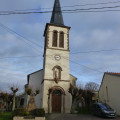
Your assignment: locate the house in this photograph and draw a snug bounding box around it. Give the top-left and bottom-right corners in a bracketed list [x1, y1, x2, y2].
[99, 72, 120, 115]
[16, 85, 28, 109]
[24, 0, 77, 113]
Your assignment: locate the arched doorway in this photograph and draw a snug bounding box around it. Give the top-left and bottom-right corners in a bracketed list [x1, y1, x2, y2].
[52, 89, 62, 112]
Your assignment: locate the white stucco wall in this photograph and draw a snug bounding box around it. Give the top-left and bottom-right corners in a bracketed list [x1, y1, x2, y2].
[99, 74, 120, 115]
[29, 70, 44, 108]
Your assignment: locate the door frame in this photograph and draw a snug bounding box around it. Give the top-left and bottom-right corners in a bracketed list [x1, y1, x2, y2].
[49, 86, 65, 113]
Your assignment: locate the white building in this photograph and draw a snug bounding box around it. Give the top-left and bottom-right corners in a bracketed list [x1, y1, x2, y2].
[25, 0, 77, 113]
[99, 72, 120, 115]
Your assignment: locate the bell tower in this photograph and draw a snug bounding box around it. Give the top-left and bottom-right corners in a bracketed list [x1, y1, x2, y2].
[42, 0, 73, 113]
[43, 0, 70, 81]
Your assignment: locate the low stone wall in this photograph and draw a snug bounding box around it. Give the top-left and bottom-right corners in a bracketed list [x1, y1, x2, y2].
[13, 117, 45, 120]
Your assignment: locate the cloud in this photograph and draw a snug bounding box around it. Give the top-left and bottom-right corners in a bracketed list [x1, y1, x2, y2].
[0, 0, 120, 91]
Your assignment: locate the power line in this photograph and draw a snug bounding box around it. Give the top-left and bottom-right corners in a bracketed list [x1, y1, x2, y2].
[0, 5, 120, 15]
[70, 48, 120, 54]
[0, 23, 43, 55]
[0, 11, 51, 15]
[69, 59, 103, 73]
[1, 0, 120, 13]
[63, 5, 120, 12]
[0, 55, 42, 60]
[0, 23, 43, 48]
[0, 48, 119, 60]
[0, 53, 103, 74]
[61, 0, 120, 8]
[63, 9, 120, 13]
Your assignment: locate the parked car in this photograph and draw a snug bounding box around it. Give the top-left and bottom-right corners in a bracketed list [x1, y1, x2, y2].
[92, 103, 116, 118]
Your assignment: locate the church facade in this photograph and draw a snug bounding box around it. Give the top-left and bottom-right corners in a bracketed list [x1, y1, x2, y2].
[26, 0, 77, 113]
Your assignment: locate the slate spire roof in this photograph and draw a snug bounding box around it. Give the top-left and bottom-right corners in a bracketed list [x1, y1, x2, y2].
[50, 0, 64, 26]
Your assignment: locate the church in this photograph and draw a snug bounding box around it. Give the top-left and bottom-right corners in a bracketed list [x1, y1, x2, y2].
[25, 0, 77, 113]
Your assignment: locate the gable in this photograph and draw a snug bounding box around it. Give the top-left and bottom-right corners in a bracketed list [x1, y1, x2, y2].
[69, 74, 77, 81]
[99, 73, 120, 92]
[27, 69, 43, 84]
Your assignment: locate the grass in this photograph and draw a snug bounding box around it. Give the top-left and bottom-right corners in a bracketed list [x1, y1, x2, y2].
[0, 112, 12, 120]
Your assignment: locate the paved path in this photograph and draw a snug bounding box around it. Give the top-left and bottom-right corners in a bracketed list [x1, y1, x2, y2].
[47, 114, 120, 120]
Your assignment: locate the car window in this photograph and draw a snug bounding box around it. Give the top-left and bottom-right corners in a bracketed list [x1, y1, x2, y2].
[99, 103, 111, 110]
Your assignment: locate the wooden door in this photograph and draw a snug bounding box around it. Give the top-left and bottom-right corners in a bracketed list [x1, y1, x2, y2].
[52, 90, 61, 113]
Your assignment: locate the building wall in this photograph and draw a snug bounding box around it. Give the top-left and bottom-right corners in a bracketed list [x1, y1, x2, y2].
[44, 25, 70, 81]
[99, 74, 120, 115]
[44, 49, 69, 80]
[29, 70, 44, 108]
[47, 25, 69, 50]
[70, 74, 77, 87]
[42, 80, 72, 113]
[42, 25, 72, 113]
[26, 24, 76, 113]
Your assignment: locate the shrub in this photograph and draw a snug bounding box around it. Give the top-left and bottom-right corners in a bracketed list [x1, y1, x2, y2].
[35, 89, 40, 95]
[27, 88, 32, 95]
[13, 108, 29, 116]
[31, 108, 45, 117]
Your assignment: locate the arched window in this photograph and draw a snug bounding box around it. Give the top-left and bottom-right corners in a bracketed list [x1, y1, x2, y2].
[52, 89, 62, 96]
[52, 31, 58, 47]
[59, 31, 64, 48]
[52, 66, 62, 82]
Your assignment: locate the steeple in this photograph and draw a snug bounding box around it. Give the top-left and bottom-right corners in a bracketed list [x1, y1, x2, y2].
[50, 0, 64, 26]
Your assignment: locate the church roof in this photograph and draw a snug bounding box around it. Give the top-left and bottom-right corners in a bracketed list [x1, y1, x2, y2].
[28, 69, 43, 76]
[70, 74, 77, 80]
[27, 69, 43, 84]
[50, 0, 64, 26]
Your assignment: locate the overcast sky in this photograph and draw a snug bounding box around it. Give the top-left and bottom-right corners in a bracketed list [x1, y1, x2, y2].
[0, 0, 120, 92]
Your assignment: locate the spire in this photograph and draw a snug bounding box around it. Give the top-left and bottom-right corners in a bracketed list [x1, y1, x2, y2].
[50, 0, 64, 26]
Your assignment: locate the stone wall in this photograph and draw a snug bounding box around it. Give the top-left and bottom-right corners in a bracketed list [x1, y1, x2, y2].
[13, 117, 45, 120]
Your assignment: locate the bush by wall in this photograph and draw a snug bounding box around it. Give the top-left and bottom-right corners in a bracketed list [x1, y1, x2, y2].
[13, 108, 45, 118]
[30, 108, 45, 117]
[13, 108, 29, 116]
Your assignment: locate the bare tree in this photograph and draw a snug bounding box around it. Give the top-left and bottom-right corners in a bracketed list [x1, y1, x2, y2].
[85, 82, 99, 92]
[69, 84, 95, 113]
[82, 90, 94, 111]
[26, 88, 40, 96]
[10, 85, 19, 111]
[26, 87, 40, 111]
[77, 83, 84, 90]
[68, 84, 84, 113]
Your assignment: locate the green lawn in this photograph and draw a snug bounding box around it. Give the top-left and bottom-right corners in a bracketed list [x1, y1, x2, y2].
[0, 112, 12, 120]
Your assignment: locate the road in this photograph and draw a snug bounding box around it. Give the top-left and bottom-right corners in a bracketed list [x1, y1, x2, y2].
[47, 114, 119, 120]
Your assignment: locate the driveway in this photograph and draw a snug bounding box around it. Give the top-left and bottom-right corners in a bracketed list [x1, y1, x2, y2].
[47, 114, 120, 120]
